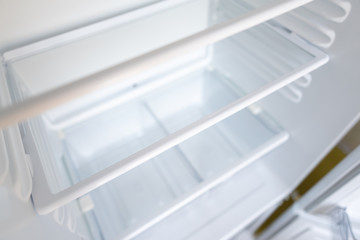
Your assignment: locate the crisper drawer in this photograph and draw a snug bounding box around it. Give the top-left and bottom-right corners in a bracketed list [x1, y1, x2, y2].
[0, 0, 328, 239]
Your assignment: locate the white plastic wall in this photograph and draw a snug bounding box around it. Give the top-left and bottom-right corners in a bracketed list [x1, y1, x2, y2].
[0, 0, 159, 52]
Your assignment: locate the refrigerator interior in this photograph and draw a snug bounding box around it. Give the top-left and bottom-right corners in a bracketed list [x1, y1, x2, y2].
[1, 0, 358, 239]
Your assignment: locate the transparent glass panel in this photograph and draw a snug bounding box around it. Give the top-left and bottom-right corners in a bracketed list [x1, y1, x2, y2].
[72, 107, 282, 240]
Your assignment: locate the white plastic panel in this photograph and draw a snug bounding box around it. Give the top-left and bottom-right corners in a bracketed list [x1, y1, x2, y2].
[0, 0, 161, 52]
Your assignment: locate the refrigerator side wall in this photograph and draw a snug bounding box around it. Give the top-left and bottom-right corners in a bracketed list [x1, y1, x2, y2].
[258, 0, 360, 192]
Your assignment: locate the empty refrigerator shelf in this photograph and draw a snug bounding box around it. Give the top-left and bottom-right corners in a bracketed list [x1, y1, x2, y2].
[4, 0, 327, 218]
[0, 0, 330, 238]
[60, 67, 285, 185]
[38, 66, 291, 238]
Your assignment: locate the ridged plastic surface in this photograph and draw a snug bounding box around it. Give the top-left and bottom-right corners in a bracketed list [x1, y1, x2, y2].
[238, 0, 352, 48]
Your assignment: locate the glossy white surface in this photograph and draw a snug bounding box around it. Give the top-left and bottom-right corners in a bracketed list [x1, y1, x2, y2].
[0, 0, 160, 52]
